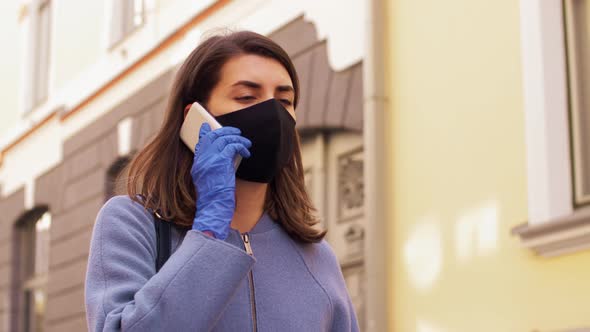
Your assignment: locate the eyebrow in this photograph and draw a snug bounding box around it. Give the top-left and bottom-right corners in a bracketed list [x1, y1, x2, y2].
[231, 80, 294, 93]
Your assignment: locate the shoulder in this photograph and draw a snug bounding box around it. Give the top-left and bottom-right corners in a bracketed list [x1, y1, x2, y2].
[96, 195, 153, 229]
[288, 238, 347, 293]
[92, 195, 157, 256]
[289, 238, 356, 321]
[293, 238, 341, 273]
[98, 194, 152, 219]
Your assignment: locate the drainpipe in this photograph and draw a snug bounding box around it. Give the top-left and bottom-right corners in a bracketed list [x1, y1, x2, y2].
[363, 0, 390, 331]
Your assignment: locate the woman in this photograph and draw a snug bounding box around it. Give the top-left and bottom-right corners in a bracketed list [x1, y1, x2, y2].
[85, 30, 359, 331]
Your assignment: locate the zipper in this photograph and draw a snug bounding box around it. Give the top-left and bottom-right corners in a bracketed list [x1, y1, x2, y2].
[241, 232, 258, 332]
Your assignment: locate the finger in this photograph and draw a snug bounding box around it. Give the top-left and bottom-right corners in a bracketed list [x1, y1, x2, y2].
[193, 123, 208, 153]
[198, 122, 211, 139]
[207, 126, 241, 141]
[196, 123, 213, 152]
[214, 135, 252, 150]
[221, 143, 251, 159]
[194, 139, 203, 155]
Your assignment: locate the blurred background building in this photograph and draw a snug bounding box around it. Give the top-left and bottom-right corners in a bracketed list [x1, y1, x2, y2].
[0, 0, 589, 332]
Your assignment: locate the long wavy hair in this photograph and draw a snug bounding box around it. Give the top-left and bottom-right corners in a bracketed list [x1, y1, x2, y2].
[121, 31, 326, 243]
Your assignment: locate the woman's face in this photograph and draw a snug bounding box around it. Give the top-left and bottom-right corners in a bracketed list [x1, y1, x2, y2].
[206, 54, 296, 120]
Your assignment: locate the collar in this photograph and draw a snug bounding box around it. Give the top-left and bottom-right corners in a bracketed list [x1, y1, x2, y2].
[231, 211, 279, 235]
[250, 211, 279, 234]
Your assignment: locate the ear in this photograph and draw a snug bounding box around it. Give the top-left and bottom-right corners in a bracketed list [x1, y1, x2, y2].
[184, 104, 191, 120]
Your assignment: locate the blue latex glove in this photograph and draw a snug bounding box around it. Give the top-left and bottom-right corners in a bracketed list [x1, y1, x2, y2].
[191, 123, 251, 240]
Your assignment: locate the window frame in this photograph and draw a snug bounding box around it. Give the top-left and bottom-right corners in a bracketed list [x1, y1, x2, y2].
[13, 208, 51, 332]
[107, 0, 146, 50]
[22, 0, 52, 115]
[512, 0, 590, 257]
[562, 0, 590, 207]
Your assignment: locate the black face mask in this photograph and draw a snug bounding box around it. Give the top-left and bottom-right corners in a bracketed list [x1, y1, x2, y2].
[215, 98, 296, 183]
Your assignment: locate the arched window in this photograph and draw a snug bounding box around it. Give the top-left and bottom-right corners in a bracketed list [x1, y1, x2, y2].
[104, 155, 133, 201]
[13, 206, 51, 332]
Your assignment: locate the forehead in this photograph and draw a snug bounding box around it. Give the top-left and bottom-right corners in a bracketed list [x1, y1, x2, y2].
[218, 54, 293, 88]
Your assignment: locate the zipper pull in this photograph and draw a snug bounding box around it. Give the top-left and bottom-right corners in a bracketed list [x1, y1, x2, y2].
[242, 233, 254, 256]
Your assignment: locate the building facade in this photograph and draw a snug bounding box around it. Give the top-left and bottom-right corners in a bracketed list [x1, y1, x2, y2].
[4, 0, 590, 332]
[0, 1, 372, 331]
[383, 0, 590, 331]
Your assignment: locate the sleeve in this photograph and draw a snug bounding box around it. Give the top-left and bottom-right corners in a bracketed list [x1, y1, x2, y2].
[318, 241, 361, 332]
[329, 274, 360, 332]
[84, 196, 255, 331]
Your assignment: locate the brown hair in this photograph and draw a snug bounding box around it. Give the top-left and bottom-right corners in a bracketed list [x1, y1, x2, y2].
[122, 31, 326, 243]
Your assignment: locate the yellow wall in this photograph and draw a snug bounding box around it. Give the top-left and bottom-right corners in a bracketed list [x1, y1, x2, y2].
[386, 1, 590, 331]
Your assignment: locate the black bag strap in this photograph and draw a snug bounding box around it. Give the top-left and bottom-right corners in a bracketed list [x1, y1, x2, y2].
[153, 211, 172, 272]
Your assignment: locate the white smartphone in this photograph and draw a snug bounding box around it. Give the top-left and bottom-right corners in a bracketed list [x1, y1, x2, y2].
[180, 102, 242, 171]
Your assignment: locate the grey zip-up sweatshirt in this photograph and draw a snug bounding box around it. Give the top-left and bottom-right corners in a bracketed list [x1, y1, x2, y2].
[84, 195, 360, 331]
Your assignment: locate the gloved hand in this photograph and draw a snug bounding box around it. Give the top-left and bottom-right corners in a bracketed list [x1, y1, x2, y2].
[191, 123, 251, 240]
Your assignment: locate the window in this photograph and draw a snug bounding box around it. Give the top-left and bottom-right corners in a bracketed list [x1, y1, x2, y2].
[564, 0, 590, 206]
[24, 0, 51, 113]
[105, 155, 133, 201]
[511, 0, 590, 257]
[15, 208, 51, 332]
[109, 0, 145, 47]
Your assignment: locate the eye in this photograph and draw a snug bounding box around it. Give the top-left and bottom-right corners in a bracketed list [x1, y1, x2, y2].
[280, 99, 293, 106]
[235, 96, 255, 102]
